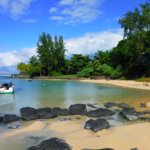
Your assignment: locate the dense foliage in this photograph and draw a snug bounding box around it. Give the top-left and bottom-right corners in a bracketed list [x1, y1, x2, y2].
[17, 1, 150, 79]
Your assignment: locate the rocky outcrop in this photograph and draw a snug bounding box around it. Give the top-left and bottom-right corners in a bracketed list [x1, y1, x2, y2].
[37, 108, 57, 119]
[20, 107, 38, 121]
[87, 108, 115, 117]
[84, 118, 109, 132]
[69, 104, 87, 115]
[2, 114, 20, 123]
[28, 138, 71, 150]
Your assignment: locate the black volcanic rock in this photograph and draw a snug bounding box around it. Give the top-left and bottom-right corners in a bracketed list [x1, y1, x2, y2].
[28, 138, 71, 150]
[52, 107, 69, 116]
[2, 114, 20, 123]
[0, 116, 2, 122]
[87, 108, 115, 117]
[84, 118, 109, 132]
[120, 107, 138, 121]
[104, 102, 118, 108]
[20, 107, 38, 121]
[69, 104, 87, 115]
[37, 108, 57, 119]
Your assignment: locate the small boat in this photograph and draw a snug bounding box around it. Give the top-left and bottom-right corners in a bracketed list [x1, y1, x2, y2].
[0, 83, 14, 94]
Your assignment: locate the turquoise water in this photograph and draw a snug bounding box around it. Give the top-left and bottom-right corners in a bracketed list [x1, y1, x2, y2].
[0, 78, 150, 115]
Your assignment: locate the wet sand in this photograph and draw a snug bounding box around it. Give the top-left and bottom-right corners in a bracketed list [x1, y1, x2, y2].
[1, 120, 150, 150]
[79, 79, 150, 90]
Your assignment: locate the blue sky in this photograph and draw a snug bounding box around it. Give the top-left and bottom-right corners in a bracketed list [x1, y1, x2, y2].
[0, 0, 145, 73]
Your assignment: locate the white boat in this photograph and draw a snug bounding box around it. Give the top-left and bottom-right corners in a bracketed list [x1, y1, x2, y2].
[0, 83, 14, 94]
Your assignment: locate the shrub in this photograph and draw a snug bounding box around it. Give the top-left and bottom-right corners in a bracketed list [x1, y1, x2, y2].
[77, 67, 94, 77]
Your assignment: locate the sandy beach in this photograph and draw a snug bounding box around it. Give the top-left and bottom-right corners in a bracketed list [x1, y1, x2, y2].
[79, 79, 150, 90]
[1, 120, 150, 150]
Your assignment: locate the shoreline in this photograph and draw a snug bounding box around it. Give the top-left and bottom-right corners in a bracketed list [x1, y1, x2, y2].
[30, 77, 150, 90]
[78, 79, 150, 90]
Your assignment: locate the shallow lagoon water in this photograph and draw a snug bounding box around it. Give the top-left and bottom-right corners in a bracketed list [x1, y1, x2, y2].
[0, 78, 150, 114]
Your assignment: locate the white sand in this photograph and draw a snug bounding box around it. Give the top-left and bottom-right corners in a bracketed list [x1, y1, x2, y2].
[79, 79, 150, 90]
[1, 120, 150, 150]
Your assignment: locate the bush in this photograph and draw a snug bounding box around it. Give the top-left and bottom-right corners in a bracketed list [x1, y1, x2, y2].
[97, 64, 113, 76]
[77, 67, 94, 77]
[110, 65, 123, 79]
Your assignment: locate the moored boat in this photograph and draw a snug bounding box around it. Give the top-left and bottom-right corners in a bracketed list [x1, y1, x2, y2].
[0, 83, 14, 94]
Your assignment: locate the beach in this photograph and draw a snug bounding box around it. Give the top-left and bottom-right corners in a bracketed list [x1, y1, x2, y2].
[79, 79, 150, 90]
[0, 120, 150, 150]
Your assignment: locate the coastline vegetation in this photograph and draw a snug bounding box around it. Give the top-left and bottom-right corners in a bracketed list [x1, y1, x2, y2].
[17, 0, 150, 80]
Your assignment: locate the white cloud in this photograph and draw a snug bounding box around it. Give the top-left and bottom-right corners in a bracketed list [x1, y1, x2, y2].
[0, 0, 34, 19]
[49, 0, 103, 25]
[0, 29, 123, 68]
[65, 29, 123, 55]
[50, 16, 64, 21]
[0, 47, 36, 67]
[49, 7, 58, 13]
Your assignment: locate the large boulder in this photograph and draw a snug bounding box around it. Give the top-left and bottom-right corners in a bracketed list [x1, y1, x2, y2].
[84, 118, 109, 132]
[52, 107, 69, 116]
[20, 107, 38, 121]
[28, 138, 71, 150]
[69, 104, 87, 115]
[37, 108, 57, 119]
[120, 107, 138, 121]
[2, 114, 20, 123]
[87, 108, 115, 117]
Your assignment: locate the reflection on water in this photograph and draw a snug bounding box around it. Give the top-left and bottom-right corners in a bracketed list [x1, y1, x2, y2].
[0, 79, 150, 114]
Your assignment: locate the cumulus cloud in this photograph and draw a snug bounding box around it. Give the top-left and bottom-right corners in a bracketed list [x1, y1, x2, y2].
[65, 29, 123, 55]
[0, 0, 34, 19]
[0, 29, 123, 68]
[0, 47, 36, 67]
[49, 0, 103, 25]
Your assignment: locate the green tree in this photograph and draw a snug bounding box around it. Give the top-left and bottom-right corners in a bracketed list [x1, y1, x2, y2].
[68, 54, 91, 74]
[119, 0, 150, 38]
[17, 63, 30, 74]
[36, 33, 66, 75]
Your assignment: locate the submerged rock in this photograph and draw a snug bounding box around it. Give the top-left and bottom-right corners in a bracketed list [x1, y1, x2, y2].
[120, 107, 138, 121]
[118, 103, 129, 108]
[28, 137, 72, 150]
[87, 108, 115, 117]
[84, 118, 109, 132]
[2, 114, 20, 123]
[37, 108, 57, 119]
[20, 107, 38, 121]
[104, 102, 118, 108]
[69, 104, 87, 115]
[52, 107, 69, 116]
